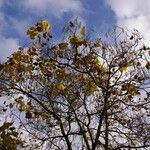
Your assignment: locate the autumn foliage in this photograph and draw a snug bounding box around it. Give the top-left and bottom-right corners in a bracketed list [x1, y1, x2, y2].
[0, 19, 150, 149]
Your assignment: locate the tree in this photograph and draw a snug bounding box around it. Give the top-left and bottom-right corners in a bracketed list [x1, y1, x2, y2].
[0, 19, 150, 150]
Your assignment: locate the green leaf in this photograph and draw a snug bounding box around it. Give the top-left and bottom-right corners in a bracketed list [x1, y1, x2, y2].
[0, 76, 5, 80]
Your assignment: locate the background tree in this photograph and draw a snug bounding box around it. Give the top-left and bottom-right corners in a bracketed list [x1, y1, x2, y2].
[0, 19, 150, 150]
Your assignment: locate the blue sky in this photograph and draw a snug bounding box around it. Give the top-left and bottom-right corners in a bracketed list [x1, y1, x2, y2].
[0, 0, 150, 62]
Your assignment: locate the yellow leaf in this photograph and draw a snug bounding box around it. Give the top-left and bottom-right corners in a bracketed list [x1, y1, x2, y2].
[56, 69, 66, 81]
[95, 59, 106, 74]
[122, 84, 138, 96]
[80, 26, 86, 35]
[57, 83, 65, 91]
[145, 62, 150, 70]
[69, 35, 85, 46]
[113, 104, 119, 109]
[132, 140, 139, 145]
[119, 66, 128, 72]
[37, 20, 51, 32]
[19, 102, 27, 111]
[94, 40, 101, 47]
[27, 27, 39, 39]
[119, 64, 129, 72]
[16, 96, 27, 111]
[59, 43, 68, 50]
[84, 80, 97, 96]
[18, 100, 27, 111]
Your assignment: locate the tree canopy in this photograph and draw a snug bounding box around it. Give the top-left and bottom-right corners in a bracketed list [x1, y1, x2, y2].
[0, 19, 150, 150]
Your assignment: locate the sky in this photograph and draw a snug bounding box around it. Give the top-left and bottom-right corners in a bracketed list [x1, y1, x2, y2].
[0, 0, 150, 62]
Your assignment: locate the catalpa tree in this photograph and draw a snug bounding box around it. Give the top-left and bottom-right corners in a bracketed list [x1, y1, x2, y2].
[0, 19, 150, 150]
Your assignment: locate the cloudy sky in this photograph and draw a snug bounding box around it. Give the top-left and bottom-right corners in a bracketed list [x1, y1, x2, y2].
[0, 0, 149, 62]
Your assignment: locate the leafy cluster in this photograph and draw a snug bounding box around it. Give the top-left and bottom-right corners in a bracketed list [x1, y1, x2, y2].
[0, 20, 150, 150]
[0, 122, 24, 149]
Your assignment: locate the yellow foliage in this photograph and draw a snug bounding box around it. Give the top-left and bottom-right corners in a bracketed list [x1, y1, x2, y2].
[113, 104, 119, 109]
[80, 26, 86, 36]
[57, 83, 66, 91]
[59, 43, 68, 50]
[69, 35, 85, 46]
[119, 66, 128, 72]
[56, 69, 66, 81]
[94, 58, 106, 74]
[122, 84, 139, 96]
[96, 63, 105, 72]
[16, 97, 27, 111]
[94, 40, 101, 47]
[27, 27, 39, 39]
[37, 20, 51, 32]
[128, 85, 138, 96]
[84, 80, 97, 96]
[119, 64, 129, 72]
[19, 102, 27, 111]
[145, 62, 150, 70]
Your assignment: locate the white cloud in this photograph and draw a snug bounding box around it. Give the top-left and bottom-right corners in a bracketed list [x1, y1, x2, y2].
[23, 0, 83, 17]
[0, 14, 19, 62]
[0, 36, 19, 62]
[9, 17, 31, 37]
[0, 0, 83, 62]
[0, 2, 20, 62]
[106, 0, 150, 45]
